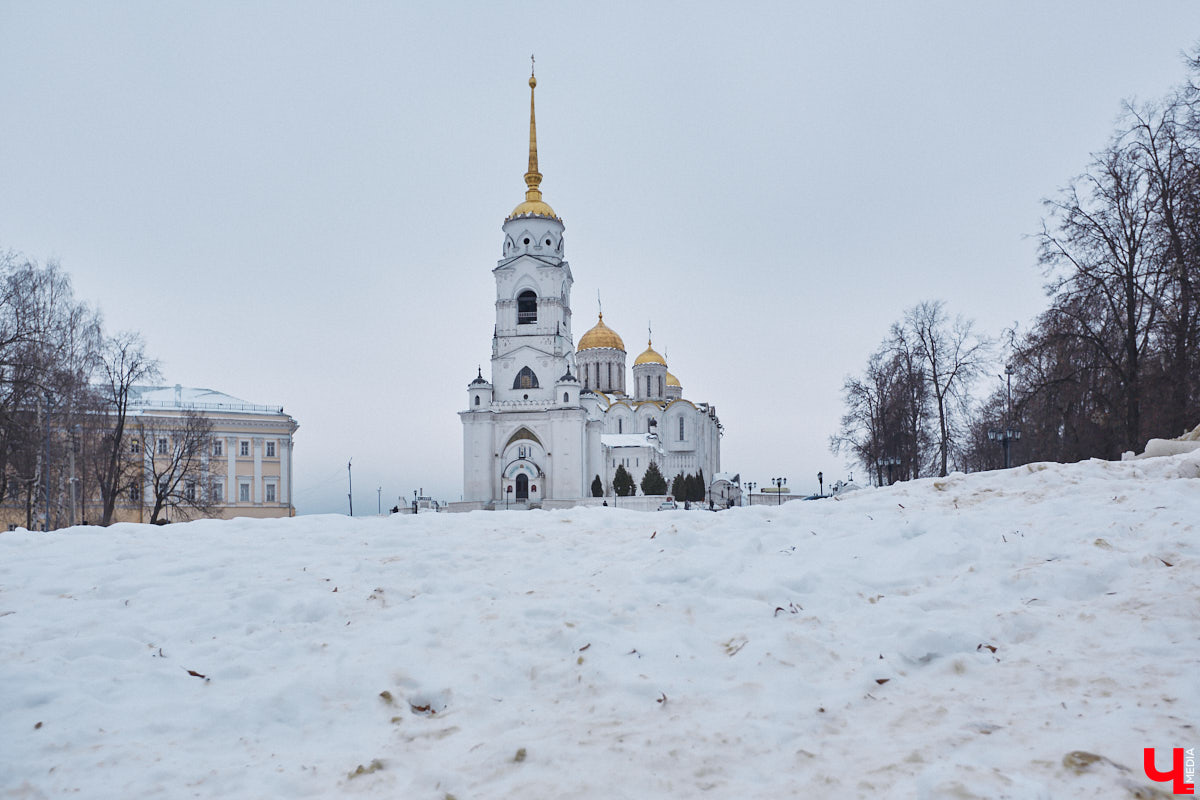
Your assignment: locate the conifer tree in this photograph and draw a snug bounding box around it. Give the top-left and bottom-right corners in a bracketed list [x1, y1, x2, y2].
[671, 472, 685, 499]
[640, 461, 667, 496]
[613, 464, 635, 497]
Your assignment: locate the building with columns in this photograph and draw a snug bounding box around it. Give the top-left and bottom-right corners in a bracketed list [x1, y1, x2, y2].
[1, 384, 298, 529]
[458, 71, 722, 509]
[125, 385, 299, 521]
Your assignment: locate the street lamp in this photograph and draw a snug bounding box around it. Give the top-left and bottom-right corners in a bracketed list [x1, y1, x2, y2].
[817, 471, 823, 497]
[772, 476, 786, 505]
[987, 427, 1022, 469]
[744, 481, 756, 506]
[881, 456, 901, 485]
[988, 364, 1021, 469]
[505, 484, 513, 510]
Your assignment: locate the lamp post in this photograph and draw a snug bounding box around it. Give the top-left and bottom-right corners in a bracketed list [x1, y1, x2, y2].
[744, 481, 756, 506]
[881, 456, 901, 485]
[505, 484, 512, 510]
[988, 364, 1020, 469]
[772, 476, 786, 505]
[987, 427, 1022, 469]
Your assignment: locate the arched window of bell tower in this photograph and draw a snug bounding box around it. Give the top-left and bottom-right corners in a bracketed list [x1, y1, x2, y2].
[517, 291, 537, 325]
[513, 366, 540, 390]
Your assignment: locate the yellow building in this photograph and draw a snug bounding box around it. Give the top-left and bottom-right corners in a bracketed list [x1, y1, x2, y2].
[2, 384, 298, 529]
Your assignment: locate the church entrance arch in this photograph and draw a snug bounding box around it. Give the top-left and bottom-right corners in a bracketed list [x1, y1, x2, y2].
[515, 473, 529, 500]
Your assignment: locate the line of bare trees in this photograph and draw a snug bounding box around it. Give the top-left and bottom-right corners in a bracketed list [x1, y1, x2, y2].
[834, 47, 1200, 482]
[0, 250, 218, 529]
[831, 300, 990, 483]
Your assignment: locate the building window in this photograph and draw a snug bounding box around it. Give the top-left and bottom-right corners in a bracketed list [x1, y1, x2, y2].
[240, 440, 250, 457]
[130, 485, 141, 501]
[658, 375, 664, 396]
[618, 418, 623, 434]
[646, 376, 651, 397]
[157, 438, 169, 455]
[517, 290, 537, 324]
[475, 395, 480, 406]
[130, 439, 140, 454]
[513, 366, 539, 390]
[185, 481, 196, 501]
[212, 440, 223, 457]
[607, 363, 612, 388]
[266, 441, 276, 457]
[239, 482, 251, 502]
[563, 392, 569, 403]
[266, 483, 276, 503]
[212, 481, 224, 503]
[679, 417, 685, 441]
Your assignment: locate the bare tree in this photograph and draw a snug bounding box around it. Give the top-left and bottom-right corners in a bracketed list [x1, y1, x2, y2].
[831, 348, 893, 485]
[136, 410, 217, 524]
[906, 301, 991, 476]
[91, 333, 159, 525]
[0, 256, 101, 527]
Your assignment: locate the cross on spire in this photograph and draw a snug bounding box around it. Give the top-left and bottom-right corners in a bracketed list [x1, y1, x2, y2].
[531, 53, 535, 77]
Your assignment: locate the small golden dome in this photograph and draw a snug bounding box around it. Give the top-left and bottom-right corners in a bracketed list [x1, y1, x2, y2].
[509, 198, 558, 219]
[634, 340, 667, 366]
[666, 371, 680, 387]
[578, 313, 625, 352]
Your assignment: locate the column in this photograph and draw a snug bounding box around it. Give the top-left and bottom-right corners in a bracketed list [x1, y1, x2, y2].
[253, 437, 263, 504]
[226, 437, 236, 504]
[279, 438, 291, 508]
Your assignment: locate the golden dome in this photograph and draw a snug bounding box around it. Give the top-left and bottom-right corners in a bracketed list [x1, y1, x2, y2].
[634, 340, 667, 366]
[577, 313, 625, 352]
[509, 198, 558, 219]
[665, 371, 680, 387]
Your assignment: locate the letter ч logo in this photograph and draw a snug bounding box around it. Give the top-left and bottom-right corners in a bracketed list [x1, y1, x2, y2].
[1144, 748, 1195, 794]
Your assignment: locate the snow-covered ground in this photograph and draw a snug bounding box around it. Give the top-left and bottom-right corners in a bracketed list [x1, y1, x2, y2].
[3, 454, 1198, 798]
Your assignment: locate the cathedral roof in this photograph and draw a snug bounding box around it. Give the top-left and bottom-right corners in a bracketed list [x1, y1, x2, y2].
[470, 367, 490, 386]
[505, 73, 560, 222]
[633, 340, 667, 366]
[577, 312, 625, 352]
[665, 371, 680, 387]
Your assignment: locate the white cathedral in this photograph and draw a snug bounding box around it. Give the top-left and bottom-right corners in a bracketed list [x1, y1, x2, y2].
[459, 71, 722, 508]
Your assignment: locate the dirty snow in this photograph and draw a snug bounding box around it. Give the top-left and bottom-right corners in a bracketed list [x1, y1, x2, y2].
[2, 453, 1198, 798]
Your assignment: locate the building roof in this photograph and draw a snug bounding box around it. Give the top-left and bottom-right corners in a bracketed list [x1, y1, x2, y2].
[600, 433, 658, 449]
[665, 371, 680, 387]
[129, 385, 285, 414]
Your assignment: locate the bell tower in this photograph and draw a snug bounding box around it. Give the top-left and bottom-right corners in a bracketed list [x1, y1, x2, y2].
[490, 65, 575, 402]
[461, 64, 589, 506]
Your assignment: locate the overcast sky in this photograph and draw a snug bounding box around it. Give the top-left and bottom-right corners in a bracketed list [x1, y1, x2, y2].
[2, 2, 1197, 513]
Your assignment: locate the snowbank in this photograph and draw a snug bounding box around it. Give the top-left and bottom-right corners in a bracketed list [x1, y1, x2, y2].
[2, 452, 1198, 798]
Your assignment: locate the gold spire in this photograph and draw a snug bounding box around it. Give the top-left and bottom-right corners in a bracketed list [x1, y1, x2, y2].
[508, 57, 559, 221]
